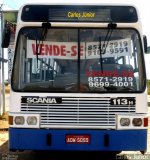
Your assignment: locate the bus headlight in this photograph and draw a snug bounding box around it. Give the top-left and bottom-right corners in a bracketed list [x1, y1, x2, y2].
[14, 116, 25, 125]
[120, 118, 130, 126]
[132, 118, 142, 126]
[27, 116, 37, 125]
[117, 114, 148, 129]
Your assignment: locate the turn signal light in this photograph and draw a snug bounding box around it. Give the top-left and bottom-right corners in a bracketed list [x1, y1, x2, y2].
[9, 116, 13, 125]
[144, 118, 148, 127]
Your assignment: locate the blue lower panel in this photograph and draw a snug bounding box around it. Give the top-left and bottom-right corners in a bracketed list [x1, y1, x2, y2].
[9, 128, 147, 151]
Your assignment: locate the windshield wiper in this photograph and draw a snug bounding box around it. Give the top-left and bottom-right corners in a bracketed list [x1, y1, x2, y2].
[99, 36, 103, 73]
[99, 23, 117, 72]
[35, 22, 51, 67]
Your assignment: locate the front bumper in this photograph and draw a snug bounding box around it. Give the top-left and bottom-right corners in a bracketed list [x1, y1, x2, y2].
[9, 128, 147, 151]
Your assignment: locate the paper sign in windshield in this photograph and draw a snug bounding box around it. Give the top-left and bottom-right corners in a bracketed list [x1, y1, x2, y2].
[27, 38, 131, 59]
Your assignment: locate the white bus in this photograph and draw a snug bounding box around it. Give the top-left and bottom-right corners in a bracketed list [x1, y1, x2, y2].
[2, 4, 149, 153]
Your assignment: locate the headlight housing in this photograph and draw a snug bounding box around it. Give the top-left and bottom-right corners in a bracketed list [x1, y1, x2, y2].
[120, 118, 130, 126]
[116, 114, 148, 130]
[132, 118, 142, 126]
[27, 116, 37, 125]
[14, 116, 25, 125]
[9, 113, 40, 128]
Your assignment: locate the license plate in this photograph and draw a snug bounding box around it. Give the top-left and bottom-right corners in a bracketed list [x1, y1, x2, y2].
[65, 135, 90, 144]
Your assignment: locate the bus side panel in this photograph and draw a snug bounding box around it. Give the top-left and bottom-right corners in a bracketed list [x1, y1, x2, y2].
[9, 128, 147, 151]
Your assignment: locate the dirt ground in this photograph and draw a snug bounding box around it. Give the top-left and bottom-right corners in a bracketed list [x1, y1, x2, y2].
[0, 130, 8, 156]
[0, 118, 9, 151]
[0, 131, 8, 146]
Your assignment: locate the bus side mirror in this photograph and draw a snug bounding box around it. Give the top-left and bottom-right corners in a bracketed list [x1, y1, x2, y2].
[143, 35, 148, 53]
[1, 24, 11, 48]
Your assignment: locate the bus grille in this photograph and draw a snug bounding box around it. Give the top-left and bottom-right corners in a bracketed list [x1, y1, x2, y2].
[21, 97, 136, 129]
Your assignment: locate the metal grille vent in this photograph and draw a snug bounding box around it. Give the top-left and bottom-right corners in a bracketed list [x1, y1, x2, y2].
[21, 97, 136, 129]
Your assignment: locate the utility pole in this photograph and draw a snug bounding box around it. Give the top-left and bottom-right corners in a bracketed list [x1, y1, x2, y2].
[0, 3, 6, 115]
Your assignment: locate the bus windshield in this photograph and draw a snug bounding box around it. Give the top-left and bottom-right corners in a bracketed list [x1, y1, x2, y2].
[12, 27, 145, 93]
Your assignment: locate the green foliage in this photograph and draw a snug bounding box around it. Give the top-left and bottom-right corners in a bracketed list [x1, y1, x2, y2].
[147, 80, 150, 95]
[4, 11, 18, 23]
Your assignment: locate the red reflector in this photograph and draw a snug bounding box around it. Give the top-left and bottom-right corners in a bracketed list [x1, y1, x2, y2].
[144, 118, 148, 127]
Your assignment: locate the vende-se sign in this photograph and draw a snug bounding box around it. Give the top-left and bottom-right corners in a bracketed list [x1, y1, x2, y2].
[27, 41, 84, 59]
[27, 38, 131, 59]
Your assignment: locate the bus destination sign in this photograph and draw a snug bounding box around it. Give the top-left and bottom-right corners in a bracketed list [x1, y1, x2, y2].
[21, 5, 138, 22]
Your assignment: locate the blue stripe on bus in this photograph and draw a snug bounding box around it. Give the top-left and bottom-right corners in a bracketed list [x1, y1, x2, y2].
[9, 128, 147, 151]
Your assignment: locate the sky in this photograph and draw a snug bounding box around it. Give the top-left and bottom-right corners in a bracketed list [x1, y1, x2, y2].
[1, 0, 150, 79]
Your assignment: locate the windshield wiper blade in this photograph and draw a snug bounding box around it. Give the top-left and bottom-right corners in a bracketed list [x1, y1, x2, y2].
[99, 36, 103, 73]
[99, 23, 117, 73]
[35, 39, 39, 67]
[35, 22, 51, 68]
[102, 23, 117, 54]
